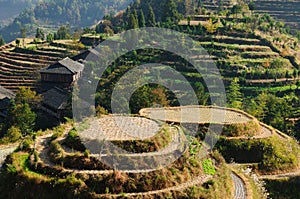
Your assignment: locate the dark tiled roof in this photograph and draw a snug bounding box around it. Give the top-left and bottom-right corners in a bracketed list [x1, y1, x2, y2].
[42, 87, 69, 110]
[72, 48, 101, 61]
[40, 57, 84, 75]
[0, 97, 10, 110]
[0, 85, 15, 99]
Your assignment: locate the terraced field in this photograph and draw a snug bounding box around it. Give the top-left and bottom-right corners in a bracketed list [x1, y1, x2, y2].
[199, 0, 300, 32]
[191, 32, 293, 77]
[0, 41, 75, 92]
[2, 106, 294, 198]
[80, 115, 161, 141]
[252, 0, 300, 31]
[140, 105, 253, 124]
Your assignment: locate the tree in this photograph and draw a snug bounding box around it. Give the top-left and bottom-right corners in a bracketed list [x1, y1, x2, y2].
[128, 13, 139, 29]
[227, 78, 243, 109]
[139, 9, 146, 28]
[231, 5, 242, 18]
[20, 26, 27, 47]
[96, 20, 112, 34]
[15, 87, 42, 108]
[4, 87, 40, 136]
[0, 35, 5, 46]
[16, 39, 20, 47]
[163, 0, 180, 25]
[35, 28, 45, 40]
[248, 1, 255, 14]
[1, 126, 22, 143]
[46, 33, 54, 43]
[54, 26, 71, 40]
[6, 100, 36, 136]
[205, 18, 219, 34]
[147, 5, 156, 27]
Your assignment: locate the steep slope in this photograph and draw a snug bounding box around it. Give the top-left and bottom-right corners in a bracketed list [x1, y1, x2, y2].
[0, 0, 133, 42]
[0, 0, 38, 27]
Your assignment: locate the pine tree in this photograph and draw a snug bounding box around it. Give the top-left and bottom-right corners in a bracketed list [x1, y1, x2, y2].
[147, 5, 156, 27]
[139, 9, 146, 28]
[128, 13, 139, 29]
[227, 78, 243, 109]
[163, 0, 180, 24]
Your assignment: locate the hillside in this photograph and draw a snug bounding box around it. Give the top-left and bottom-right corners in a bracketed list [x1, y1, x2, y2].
[0, 0, 132, 42]
[1, 0, 300, 198]
[251, 0, 300, 32]
[0, 0, 38, 28]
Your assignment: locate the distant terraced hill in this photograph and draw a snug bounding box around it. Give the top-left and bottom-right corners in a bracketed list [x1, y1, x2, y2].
[252, 0, 300, 31]
[200, 0, 300, 32]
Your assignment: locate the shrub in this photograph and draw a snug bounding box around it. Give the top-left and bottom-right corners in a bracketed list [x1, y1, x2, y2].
[5, 126, 22, 143]
[202, 159, 216, 175]
[64, 128, 86, 151]
[51, 126, 65, 141]
[18, 138, 33, 152]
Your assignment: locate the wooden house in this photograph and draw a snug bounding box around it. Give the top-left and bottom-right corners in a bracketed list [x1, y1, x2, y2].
[40, 57, 84, 87]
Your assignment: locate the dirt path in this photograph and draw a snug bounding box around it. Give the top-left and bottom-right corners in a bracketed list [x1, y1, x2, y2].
[259, 168, 300, 180]
[231, 173, 247, 199]
[0, 146, 17, 167]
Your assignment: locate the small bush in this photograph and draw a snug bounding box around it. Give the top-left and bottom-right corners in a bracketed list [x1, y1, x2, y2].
[202, 159, 216, 175]
[64, 128, 86, 151]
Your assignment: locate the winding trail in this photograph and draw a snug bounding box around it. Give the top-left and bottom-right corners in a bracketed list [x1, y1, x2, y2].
[33, 107, 292, 198]
[0, 145, 17, 167]
[231, 173, 247, 199]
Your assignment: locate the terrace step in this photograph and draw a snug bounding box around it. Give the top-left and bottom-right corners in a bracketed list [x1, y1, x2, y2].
[0, 73, 36, 80]
[0, 56, 47, 68]
[0, 52, 55, 65]
[0, 61, 40, 71]
[2, 50, 60, 62]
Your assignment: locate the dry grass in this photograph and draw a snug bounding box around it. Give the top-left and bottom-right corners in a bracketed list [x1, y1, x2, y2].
[79, 115, 161, 141]
[140, 106, 255, 124]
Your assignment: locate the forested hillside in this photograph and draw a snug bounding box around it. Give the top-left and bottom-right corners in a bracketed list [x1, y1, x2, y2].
[0, 0, 132, 42]
[0, 0, 38, 27]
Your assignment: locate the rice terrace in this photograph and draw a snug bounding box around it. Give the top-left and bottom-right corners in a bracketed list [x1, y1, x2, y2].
[1, 0, 300, 198]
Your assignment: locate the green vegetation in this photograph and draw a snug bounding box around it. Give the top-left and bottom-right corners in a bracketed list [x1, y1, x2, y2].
[1, 0, 300, 198]
[265, 177, 300, 199]
[216, 136, 300, 174]
[112, 125, 174, 153]
[202, 159, 216, 175]
[64, 127, 86, 152]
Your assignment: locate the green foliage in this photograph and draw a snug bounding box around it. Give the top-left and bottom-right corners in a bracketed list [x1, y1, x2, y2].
[64, 127, 86, 151]
[35, 28, 44, 40]
[265, 177, 300, 199]
[244, 92, 293, 132]
[19, 137, 33, 151]
[216, 136, 300, 173]
[147, 5, 156, 27]
[162, 0, 181, 25]
[2, 126, 22, 143]
[139, 9, 146, 28]
[50, 126, 65, 141]
[6, 101, 36, 136]
[129, 85, 169, 114]
[128, 13, 139, 29]
[227, 78, 243, 109]
[202, 159, 216, 175]
[54, 26, 71, 40]
[46, 33, 54, 43]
